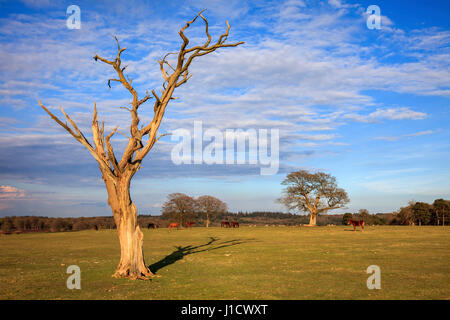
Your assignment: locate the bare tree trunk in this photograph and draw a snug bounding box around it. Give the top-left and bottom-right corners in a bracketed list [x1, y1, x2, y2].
[308, 212, 317, 226]
[104, 172, 153, 279]
[178, 211, 183, 227]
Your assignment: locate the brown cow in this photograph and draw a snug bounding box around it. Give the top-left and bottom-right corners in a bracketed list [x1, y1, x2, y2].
[231, 221, 239, 228]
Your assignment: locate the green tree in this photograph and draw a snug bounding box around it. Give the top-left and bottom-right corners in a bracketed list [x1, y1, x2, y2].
[196, 195, 228, 227]
[278, 170, 349, 226]
[372, 215, 386, 225]
[432, 199, 450, 226]
[342, 213, 353, 225]
[357, 209, 371, 224]
[161, 193, 197, 226]
[397, 201, 415, 225]
[412, 202, 432, 226]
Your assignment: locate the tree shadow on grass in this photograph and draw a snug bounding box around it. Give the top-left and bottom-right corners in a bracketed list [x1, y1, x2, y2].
[149, 237, 253, 274]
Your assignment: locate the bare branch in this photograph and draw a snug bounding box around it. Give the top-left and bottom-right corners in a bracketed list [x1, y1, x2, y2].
[118, 131, 131, 139]
[137, 91, 151, 107]
[92, 103, 109, 166]
[105, 126, 120, 174]
[38, 100, 117, 182]
[108, 78, 121, 88]
[155, 132, 171, 143]
[39, 100, 78, 139]
[136, 11, 243, 163]
[151, 90, 161, 104]
[94, 37, 136, 100]
[120, 106, 132, 112]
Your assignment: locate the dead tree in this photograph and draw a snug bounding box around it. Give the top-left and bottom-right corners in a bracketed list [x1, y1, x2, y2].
[38, 10, 243, 280]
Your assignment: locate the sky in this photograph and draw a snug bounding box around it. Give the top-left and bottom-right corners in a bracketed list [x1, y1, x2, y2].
[0, 0, 449, 217]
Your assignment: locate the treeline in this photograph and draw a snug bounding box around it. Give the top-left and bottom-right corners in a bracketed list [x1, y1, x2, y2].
[0, 215, 176, 234]
[391, 199, 449, 226]
[0, 216, 117, 234]
[0, 212, 387, 234]
[1, 199, 448, 234]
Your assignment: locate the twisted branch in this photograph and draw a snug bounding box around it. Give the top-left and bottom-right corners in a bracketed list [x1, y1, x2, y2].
[40, 10, 243, 179]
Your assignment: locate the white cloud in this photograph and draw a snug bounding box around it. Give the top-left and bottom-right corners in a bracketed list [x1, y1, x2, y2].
[0, 0, 447, 195]
[328, 0, 342, 8]
[373, 130, 434, 142]
[0, 185, 25, 199]
[344, 107, 427, 123]
[370, 107, 427, 120]
[0, 185, 26, 211]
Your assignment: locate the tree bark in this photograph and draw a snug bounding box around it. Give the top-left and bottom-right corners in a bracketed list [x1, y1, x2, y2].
[103, 172, 153, 279]
[308, 212, 317, 226]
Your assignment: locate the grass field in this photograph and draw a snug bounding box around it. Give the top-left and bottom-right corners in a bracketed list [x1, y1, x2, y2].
[0, 225, 449, 300]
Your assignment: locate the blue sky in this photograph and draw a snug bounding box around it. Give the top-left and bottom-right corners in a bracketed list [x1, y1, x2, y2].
[0, 0, 449, 217]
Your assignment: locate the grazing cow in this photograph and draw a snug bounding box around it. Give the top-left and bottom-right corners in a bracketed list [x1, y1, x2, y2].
[147, 223, 158, 229]
[185, 221, 195, 228]
[230, 221, 239, 228]
[168, 222, 179, 230]
[348, 219, 365, 231]
[221, 221, 231, 228]
[93, 225, 98, 231]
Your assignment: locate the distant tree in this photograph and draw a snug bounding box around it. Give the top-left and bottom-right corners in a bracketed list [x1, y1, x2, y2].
[1, 217, 14, 233]
[30, 216, 39, 230]
[13, 217, 25, 231]
[278, 170, 349, 226]
[73, 221, 90, 231]
[342, 213, 353, 225]
[161, 193, 197, 226]
[196, 195, 228, 227]
[50, 218, 68, 232]
[38, 218, 48, 230]
[372, 214, 386, 225]
[433, 199, 450, 226]
[412, 202, 432, 226]
[23, 217, 32, 230]
[356, 209, 371, 223]
[397, 202, 415, 225]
